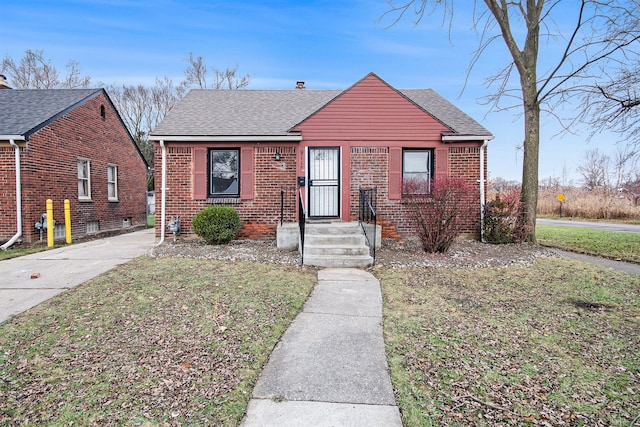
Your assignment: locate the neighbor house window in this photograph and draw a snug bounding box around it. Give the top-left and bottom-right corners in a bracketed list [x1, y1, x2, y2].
[402, 149, 433, 195]
[107, 164, 118, 201]
[209, 149, 239, 197]
[77, 158, 91, 200]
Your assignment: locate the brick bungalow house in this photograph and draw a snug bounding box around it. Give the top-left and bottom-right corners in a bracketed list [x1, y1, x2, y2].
[150, 72, 493, 244]
[0, 83, 148, 248]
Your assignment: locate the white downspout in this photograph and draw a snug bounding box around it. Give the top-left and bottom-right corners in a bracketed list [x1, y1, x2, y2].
[157, 139, 167, 245]
[1, 139, 23, 250]
[479, 140, 489, 243]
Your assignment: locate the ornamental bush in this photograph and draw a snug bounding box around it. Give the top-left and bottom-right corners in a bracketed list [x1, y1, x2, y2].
[483, 187, 530, 244]
[192, 206, 240, 245]
[403, 176, 476, 253]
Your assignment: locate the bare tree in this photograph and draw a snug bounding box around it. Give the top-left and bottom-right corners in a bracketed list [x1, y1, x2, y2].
[579, 145, 639, 215]
[111, 56, 250, 189]
[577, 148, 609, 190]
[1, 49, 92, 89]
[184, 52, 251, 89]
[579, 60, 640, 147]
[384, 1, 640, 240]
[107, 77, 187, 188]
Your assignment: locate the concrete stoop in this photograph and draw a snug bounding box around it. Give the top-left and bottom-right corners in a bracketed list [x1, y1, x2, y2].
[303, 222, 373, 268]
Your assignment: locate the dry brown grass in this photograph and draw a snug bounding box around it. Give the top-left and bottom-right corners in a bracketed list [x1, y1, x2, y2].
[537, 187, 640, 220]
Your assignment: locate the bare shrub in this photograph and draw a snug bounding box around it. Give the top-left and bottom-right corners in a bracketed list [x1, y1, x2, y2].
[484, 187, 530, 243]
[403, 177, 476, 253]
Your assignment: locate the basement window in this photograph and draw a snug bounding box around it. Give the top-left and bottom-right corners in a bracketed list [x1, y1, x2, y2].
[87, 220, 99, 234]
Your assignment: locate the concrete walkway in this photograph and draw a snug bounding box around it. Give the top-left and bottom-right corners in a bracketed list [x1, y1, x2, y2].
[240, 268, 402, 427]
[549, 248, 640, 275]
[0, 228, 155, 324]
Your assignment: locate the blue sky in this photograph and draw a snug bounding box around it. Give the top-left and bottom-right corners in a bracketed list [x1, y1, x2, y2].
[1, 0, 621, 182]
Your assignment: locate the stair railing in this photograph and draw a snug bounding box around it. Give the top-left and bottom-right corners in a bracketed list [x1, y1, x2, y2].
[358, 187, 377, 265]
[280, 187, 296, 226]
[298, 187, 307, 265]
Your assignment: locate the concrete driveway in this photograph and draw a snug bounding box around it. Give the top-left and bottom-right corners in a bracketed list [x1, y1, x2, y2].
[0, 228, 156, 324]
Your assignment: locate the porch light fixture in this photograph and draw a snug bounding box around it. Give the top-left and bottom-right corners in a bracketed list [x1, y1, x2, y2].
[274, 151, 281, 161]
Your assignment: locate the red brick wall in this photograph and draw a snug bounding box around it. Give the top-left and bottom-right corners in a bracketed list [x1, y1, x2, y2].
[156, 141, 486, 242]
[0, 92, 148, 245]
[155, 143, 297, 240]
[0, 145, 18, 239]
[350, 145, 484, 240]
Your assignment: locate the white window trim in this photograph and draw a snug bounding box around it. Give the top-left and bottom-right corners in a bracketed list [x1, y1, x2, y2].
[107, 164, 118, 202]
[402, 149, 433, 196]
[78, 158, 92, 200]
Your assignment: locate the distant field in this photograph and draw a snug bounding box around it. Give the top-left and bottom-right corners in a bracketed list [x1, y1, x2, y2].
[537, 187, 640, 221]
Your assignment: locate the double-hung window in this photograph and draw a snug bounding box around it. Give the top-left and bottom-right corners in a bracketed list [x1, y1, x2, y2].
[107, 164, 118, 201]
[402, 149, 433, 195]
[209, 149, 239, 197]
[77, 158, 91, 200]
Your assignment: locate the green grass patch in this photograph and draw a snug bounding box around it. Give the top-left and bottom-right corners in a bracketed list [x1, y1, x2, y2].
[378, 258, 640, 426]
[0, 245, 50, 261]
[536, 224, 640, 263]
[0, 257, 316, 426]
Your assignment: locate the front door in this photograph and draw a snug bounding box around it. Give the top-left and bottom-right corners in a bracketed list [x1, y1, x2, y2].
[308, 147, 340, 218]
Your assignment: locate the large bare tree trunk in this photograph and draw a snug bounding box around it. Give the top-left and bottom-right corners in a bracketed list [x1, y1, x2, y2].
[521, 95, 540, 240]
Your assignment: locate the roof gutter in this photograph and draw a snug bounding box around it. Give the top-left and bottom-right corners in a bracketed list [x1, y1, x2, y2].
[479, 139, 489, 243]
[157, 139, 167, 245]
[149, 135, 302, 142]
[442, 134, 494, 142]
[1, 138, 24, 250]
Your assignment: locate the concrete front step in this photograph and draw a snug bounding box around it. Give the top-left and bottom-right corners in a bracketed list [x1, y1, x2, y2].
[303, 254, 373, 268]
[305, 233, 367, 246]
[305, 244, 370, 257]
[302, 222, 373, 268]
[305, 222, 362, 235]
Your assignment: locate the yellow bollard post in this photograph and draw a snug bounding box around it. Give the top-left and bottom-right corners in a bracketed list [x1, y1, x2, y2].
[64, 199, 72, 244]
[46, 199, 54, 247]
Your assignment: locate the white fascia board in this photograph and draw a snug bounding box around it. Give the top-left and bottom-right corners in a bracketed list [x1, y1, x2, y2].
[442, 135, 494, 142]
[0, 135, 26, 141]
[149, 135, 302, 142]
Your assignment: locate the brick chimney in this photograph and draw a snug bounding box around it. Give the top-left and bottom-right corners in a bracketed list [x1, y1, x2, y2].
[295, 81, 306, 90]
[0, 75, 11, 89]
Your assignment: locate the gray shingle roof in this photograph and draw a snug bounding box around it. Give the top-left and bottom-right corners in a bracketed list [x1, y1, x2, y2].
[152, 89, 343, 137]
[400, 89, 492, 137]
[0, 89, 102, 137]
[151, 85, 492, 139]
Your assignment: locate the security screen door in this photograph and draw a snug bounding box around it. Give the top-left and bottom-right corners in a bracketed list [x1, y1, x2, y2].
[308, 147, 340, 218]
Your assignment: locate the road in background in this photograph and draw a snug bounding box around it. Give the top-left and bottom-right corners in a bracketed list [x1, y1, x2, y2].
[537, 218, 640, 234]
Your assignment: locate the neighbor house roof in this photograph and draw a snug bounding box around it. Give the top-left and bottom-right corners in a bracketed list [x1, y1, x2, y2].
[151, 73, 492, 140]
[0, 89, 102, 138]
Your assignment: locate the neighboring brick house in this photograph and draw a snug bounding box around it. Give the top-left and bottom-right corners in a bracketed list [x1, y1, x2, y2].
[0, 88, 148, 248]
[150, 72, 493, 241]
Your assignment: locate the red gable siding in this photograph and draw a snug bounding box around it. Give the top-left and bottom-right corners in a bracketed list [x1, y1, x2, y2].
[292, 73, 449, 142]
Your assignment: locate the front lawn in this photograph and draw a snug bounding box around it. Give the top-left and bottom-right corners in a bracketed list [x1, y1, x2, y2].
[0, 257, 316, 426]
[2, 250, 638, 426]
[379, 258, 640, 426]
